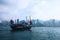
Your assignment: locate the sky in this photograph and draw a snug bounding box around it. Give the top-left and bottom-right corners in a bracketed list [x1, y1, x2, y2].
[0, 0, 60, 21]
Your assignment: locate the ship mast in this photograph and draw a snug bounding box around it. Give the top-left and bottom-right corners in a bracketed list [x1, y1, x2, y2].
[26, 16, 27, 21]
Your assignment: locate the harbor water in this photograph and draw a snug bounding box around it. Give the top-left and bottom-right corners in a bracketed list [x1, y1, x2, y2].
[0, 27, 60, 40]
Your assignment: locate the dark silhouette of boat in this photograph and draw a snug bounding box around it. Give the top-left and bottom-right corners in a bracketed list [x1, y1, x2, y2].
[10, 17, 32, 30]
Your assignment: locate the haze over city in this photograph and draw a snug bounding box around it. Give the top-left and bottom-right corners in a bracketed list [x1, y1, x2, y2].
[0, 0, 60, 21]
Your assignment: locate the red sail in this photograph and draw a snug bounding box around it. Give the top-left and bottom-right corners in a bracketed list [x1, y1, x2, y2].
[29, 16, 32, 25]
[30, 20, 32, 25]
[10, 19, 14, 24]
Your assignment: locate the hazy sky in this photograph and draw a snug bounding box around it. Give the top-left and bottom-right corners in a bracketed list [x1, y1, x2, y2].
[0, 0, 60, 21]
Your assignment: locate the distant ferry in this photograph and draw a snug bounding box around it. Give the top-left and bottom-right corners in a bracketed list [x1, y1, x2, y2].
[10, 17, 32, 30]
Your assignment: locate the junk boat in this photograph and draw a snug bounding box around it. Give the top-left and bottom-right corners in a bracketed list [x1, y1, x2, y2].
[10, 17, 32, 30]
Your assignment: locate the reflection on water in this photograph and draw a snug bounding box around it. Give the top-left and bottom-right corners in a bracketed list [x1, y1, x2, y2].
[0, 27, 60, 40]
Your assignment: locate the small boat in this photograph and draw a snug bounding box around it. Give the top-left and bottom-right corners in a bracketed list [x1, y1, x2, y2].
[10, 17, 32, 30]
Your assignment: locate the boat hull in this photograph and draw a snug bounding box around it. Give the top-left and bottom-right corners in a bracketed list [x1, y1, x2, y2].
[10, 24, 31, 30]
